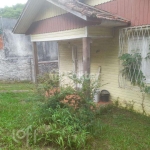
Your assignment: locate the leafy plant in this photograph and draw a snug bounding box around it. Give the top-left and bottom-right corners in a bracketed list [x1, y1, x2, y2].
[33, 74, 104, 149]
[68, 73, 102, 101]
[36, 107, 88, 149]
[119, 53, 150, 93]
[119, 53, 145, 87]
[37, 73, 60, 97]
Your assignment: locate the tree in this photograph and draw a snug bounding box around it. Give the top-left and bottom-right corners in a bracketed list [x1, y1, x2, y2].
[0, 4, 25, 19]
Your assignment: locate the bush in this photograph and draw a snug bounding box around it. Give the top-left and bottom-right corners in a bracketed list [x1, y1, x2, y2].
[33, 74, 104, 149]
[37, 73, 60, 97]
[36, 107, 88, 149]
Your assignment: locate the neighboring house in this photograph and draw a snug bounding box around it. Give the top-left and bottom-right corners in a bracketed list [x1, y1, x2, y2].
[13, 0, 150, 114]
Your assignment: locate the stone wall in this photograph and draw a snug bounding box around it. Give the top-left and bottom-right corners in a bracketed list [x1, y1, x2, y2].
[38, 62, 58, 75]
[0, 53, 33, 81]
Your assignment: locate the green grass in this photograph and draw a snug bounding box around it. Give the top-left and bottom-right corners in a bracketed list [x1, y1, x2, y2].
[92, 106, 150, 150]
[0, 82, 35, 91]
[0, 92, 40, 150]
[0, 83, 150, 149]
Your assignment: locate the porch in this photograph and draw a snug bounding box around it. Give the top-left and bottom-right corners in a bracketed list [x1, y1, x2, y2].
[32, 26, 115, 83]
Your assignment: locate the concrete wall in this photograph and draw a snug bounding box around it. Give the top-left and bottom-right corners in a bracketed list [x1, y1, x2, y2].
[0, 18, 58, 81]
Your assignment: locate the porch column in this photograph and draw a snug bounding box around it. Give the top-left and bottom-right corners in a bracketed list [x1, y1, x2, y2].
[33, 42, 39, 83]
[82, 37, 91, 75]
[82, 37, 91, 99]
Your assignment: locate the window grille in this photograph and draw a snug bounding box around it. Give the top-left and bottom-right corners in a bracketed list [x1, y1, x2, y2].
[119, 26, 150, 89]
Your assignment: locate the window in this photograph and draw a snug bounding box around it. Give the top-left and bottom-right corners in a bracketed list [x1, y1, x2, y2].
[128, 38, 150, 83]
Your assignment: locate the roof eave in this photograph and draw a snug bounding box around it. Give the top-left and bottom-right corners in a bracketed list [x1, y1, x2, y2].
[13, 0, 44, 34]
[13, 0, 31, 34]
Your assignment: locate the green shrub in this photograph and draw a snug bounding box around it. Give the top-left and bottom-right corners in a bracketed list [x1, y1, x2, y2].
[33, 74, 104, 149]
[36, 107, 88, 149]
[37, 73, 60, 96]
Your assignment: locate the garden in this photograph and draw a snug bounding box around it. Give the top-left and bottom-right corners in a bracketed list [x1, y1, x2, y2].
[0, 75, 150, 150]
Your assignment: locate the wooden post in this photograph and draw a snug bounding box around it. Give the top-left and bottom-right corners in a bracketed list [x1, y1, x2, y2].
[72, 46, 78, 89]
[33, 42, 39, 84]
[82, 37, 91, 99]
[83, 37, 91, 75]
[72, 46, 78, 74]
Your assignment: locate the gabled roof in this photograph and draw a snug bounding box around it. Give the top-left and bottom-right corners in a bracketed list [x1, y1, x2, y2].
[13, 0, 130, 34]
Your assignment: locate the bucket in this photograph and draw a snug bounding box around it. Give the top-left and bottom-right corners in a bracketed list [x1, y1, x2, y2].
[100, 90, 110, 102]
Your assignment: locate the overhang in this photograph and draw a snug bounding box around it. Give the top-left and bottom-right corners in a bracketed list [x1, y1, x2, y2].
[13, 0, 44, 34]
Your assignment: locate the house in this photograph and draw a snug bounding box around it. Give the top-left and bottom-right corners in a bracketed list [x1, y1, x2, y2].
[13, 0, 150, 114]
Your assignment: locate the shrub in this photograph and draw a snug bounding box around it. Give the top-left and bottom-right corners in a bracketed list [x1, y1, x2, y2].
[33, 74, 104, 149]
[37, 73, 60, 97]
[36, 107, 88, 149]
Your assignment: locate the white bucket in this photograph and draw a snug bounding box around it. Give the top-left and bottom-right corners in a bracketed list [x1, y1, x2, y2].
[93, 89, 100, 103]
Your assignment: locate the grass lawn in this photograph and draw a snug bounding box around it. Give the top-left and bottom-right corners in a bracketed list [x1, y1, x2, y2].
[0, 82, 35, 91]
[0, 83, 150, 150]
[0, 92, 41, 150]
